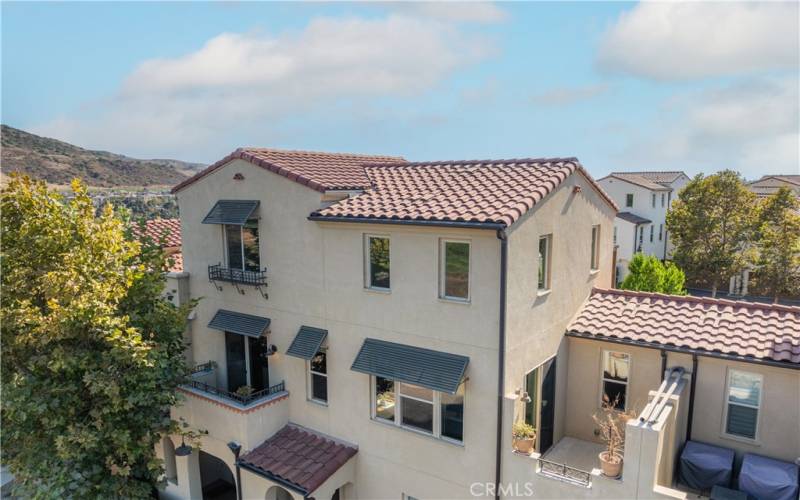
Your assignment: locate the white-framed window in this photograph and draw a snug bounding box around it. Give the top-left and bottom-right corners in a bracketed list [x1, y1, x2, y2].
[723, 369, 762, 440]
[538, 234, 552, 290]
[590, 225, 600, 271]
[601, 351, 629, 410]
[626, 194, 634, 207]
[364, 234, 391, 290]
[372, 376, 465, 444]
[307, 350, 328, 404]
[649, 225, 654, 242]
[440, 239, 470, 301]
[224, 220, 260, 271]
[661, 193, 666, 207]
[659, 224, 663, 241]
[651, 193, 656, 207]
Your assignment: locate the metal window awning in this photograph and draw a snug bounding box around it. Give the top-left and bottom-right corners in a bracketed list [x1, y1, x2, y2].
[350, 338, 469, 394]
[208, 309, 271, 338]
[202, 200, 260, 225]
[286, 326, 328, 360]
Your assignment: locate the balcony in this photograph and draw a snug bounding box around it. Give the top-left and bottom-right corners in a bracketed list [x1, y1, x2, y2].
[208, 264, 268, 298]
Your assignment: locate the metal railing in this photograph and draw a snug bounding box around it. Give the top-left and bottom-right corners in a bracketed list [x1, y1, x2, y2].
[183, 379, 286, 406]
[191, 361, 216, 374]
[208, 264, 267, 287]
[538, 458, 592, 486]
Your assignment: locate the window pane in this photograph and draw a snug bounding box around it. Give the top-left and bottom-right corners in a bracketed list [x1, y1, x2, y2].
[603, 351, 629, 382]
[538, 237, 548, 289]
[728, 371, 761, 406]
[444, 242, 469, 298]
[399, 383, 433, 402]
[375, 377, 395, 421]
[524, 370, 538, 428]
[626, 194, 633, 207]
[369, 237, 390, 289]
[312, 373, 328, 402]
[242, 220, 260, 272]
[441, 384, 465, 442]
[401, 397, 434, 433]
[726, 404, 757, 438]
[225, 225, 243, 270]
[591, 226, 599, 269]
[310, 351, 326, 374]
[602, 381, 627, 410]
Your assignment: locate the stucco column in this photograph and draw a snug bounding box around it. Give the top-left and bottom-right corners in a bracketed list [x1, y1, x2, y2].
[174, 450, 202, 500]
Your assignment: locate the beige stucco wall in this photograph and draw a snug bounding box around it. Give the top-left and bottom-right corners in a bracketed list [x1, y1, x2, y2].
[565, 337, 800, 464]
[504, 172, 616, 446]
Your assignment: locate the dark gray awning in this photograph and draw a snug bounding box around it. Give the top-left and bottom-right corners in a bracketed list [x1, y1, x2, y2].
[286, 326, 328, 360]
[616, 211, 651, 225]
[208, 309, 270, 338]
[351, 338, 469, 394]
[202, 200, 259, 225]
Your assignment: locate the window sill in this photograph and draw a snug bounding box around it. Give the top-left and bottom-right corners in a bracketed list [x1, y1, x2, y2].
[536, 289, 552, 298]
[364, 287, 391, 295]
[719, 433, 760, 447]
[307, 397, 329, 407]
[370, 417, 465, 448]
[589, 269, 600, 276]
[438, 296, 471, 305]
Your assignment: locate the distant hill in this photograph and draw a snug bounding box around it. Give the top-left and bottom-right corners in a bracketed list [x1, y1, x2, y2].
[1, 125, 205, 187]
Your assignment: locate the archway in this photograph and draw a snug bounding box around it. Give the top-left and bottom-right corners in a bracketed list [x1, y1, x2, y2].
[265, 485, 294, 500]
[162, 437, 177, 485]
[199, 450, 236, 500]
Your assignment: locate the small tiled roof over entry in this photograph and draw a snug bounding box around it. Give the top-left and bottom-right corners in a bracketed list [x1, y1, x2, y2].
[568, 289, 800, 366]
[313, 158, 617, 227]
[239, 425, 357, 495]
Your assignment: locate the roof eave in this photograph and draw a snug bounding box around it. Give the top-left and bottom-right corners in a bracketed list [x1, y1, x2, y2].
[307, 215, 507, 231]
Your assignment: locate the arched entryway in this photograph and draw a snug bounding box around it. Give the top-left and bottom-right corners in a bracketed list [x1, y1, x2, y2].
[265, 485, 294, 500]
[199, 450, 236, 500]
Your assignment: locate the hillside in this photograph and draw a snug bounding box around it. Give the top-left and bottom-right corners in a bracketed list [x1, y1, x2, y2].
[1, 125, 205, 187]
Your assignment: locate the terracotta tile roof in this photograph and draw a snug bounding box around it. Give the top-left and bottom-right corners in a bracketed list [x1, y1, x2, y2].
[568, 288, 800, 366]
[612, 171, 687, 184]
[239, 425, 357, 495]
[312, 157, 617, 227]
[616, 212, 651, 225]
[748, 175, 800, 199]
[601, 173, 672, 191]
[172, 148, 404, 193]
[166, 251, 183, 273]
[132, 218, 182, 248]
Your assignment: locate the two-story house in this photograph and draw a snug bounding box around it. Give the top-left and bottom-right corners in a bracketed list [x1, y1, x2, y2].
[597, 172, 690, 283]
[157, 148, 618, 500]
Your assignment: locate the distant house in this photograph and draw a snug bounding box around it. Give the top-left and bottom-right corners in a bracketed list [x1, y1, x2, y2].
[747, 175, 800, 200]
[131, 218, 187, 306]
[597, 171, 690, 283]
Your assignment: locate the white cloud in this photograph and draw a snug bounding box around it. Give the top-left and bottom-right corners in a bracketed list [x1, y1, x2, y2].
[618, 78, 799, 177]
[598, 2, 799, 80]
[396, 2, 508, 24]
[33, 14, 494, 160]
[531, 84, 609, 106]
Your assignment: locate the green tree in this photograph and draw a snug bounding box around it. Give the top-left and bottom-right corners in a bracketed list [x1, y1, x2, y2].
[666, 170, 756, 296]
[1, 176, 192, 498]
[619, 253, 687, 295]
[752, 187, 800, 302]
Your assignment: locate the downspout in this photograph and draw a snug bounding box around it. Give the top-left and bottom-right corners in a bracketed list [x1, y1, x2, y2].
[494, 228, 508, 500]
[660, 350, 667, 382]
[685, 354, 698, 442]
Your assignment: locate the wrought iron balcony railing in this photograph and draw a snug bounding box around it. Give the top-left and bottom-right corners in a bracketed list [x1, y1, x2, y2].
[183, 379, 286, 406]
[208, 264, 268, 298]
[538, 458, 592, 486]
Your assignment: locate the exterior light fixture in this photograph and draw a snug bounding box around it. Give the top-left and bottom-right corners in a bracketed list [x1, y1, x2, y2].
[175, 437, 192, 457]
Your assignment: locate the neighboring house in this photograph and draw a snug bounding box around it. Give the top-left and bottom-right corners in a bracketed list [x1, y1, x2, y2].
[597, 172, 690, 283]
[132, 218, 189, 307]
[747, 174, 800, 200]
[158, 148, 618, 500]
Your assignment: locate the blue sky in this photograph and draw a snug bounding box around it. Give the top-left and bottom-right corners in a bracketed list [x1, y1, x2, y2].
[3, 1, 798, 179]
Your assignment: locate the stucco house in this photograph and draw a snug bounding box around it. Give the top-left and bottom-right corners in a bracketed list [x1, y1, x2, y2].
[155, 150, 798, 500]
[747, 175, 800, 200]
[597, 172, 690, 284]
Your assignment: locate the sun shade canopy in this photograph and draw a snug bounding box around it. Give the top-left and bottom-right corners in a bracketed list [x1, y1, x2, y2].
[202, 200, 259, 225]
[286, 326, 328, 360]
[350, 338, 469, 394]
[208, 309, 270, 338]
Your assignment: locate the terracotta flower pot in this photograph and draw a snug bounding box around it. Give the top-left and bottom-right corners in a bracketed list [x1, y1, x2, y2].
[513, 436, 536, 455]
[599, 451, 623, 478]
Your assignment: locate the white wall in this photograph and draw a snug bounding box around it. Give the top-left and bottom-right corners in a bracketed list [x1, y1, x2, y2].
[599, 178, 669, 260]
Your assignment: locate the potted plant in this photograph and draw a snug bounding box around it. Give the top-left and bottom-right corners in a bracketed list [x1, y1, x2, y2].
[592, 403, 635, 478]
[512, 421, 536, 454]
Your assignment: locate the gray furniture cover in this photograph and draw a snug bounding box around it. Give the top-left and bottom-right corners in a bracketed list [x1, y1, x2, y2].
[738, 453, 799, 500]
[679, 441, 735, 490]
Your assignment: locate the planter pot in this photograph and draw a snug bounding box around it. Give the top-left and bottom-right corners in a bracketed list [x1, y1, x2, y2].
[598, 451, 623, 478]
[513, 437, 536, 455]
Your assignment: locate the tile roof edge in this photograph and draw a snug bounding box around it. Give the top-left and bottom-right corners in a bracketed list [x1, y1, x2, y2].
[242, 147, 404, 161]
[307, 214, 508, 230]
[603, 174, 672, 191]
[589, 287, 800, 314]
[575, 165, 620, 213]
[360, 156, 581, 168]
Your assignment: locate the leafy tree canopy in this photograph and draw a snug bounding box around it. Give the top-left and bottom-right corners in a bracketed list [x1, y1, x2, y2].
[666, 170, 756, 296]
[1, 175, 192, 498]
[619, 253, 687, 295]
[752, 187, 800, 302]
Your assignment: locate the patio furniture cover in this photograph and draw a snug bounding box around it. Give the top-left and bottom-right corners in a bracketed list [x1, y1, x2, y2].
[679, 441, 735, 490]
[738, 453, 799, 500]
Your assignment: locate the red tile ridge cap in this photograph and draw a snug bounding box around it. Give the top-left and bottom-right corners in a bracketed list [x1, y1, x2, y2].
[588, 287, 800, 315]
[360, 156, 580, 168]
[242, 147, 404, 161]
